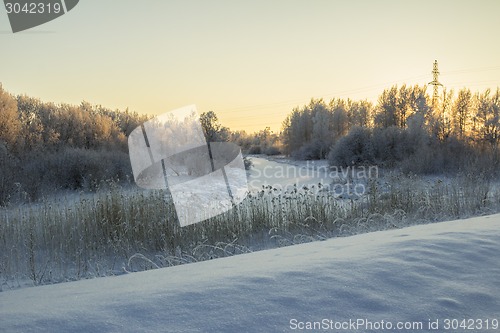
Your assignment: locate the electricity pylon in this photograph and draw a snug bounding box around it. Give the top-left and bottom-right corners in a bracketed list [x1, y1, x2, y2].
[428, 60, 443, 108]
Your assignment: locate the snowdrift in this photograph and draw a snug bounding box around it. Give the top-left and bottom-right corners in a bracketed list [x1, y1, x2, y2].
[1, 214, 499, 332]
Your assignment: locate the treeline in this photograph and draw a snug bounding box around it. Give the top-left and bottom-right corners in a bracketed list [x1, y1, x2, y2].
[231, 127, 281, 155]
[281, 85, 500, 175]
[198, 111, 281, 156]
[2, 83, 499, 204]
[0, 84, 149, 204]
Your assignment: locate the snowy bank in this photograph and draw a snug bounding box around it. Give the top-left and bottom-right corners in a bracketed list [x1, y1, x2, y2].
[1, 214, 499, 332]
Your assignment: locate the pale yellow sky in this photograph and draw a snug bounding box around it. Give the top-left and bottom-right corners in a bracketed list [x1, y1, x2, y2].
[1, 0, 499, 133]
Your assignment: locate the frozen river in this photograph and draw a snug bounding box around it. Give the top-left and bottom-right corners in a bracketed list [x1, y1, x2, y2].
[246, 157, 332, 191]
[246, 156, 378, 198]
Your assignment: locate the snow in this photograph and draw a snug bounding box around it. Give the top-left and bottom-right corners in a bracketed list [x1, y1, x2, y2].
[246, 156, 380, 201]
[247, 156, 343, 191]
[1, 214, 499, 332]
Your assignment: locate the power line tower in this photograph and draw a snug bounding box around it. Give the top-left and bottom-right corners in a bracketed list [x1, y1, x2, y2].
[428, 60, 443, 108]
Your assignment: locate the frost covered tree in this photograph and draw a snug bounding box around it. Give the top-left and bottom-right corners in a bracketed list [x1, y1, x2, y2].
[431, 88, 454, 140]
[329, 98, 349, 139]
[397, 84, 412, 128]
[374, 85, 430, 130]
[312, 99, 333, 158]
[474, 88, 500, 147]
[451, 88, 472, 140]
[347, 99, 372, 128]
[375, 86, 398, 128]
[281, 106, 311, 157]
[0, 84, 21, 150]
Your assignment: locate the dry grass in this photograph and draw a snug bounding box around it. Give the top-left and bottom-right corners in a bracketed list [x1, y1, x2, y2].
[1, 173, 499, 289]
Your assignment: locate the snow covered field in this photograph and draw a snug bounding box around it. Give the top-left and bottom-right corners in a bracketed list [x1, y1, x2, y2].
[1, 213, 499, 332]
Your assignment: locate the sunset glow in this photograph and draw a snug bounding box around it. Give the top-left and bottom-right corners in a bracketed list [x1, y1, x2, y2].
[1, 0, 499, 133]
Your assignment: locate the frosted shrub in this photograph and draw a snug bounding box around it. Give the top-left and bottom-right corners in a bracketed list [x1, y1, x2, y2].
[371, 126, 410, 166]
[18, 148, 132, 200]
[292, 141, 324, 160]
[328, 127, 374, 167]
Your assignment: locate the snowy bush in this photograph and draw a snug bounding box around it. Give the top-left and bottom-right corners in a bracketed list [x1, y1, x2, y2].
[291, 141, 321, 160]
[18, 148, 132, 200]
[328, 127, 374, 167]
[263, 145, 281, 156]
